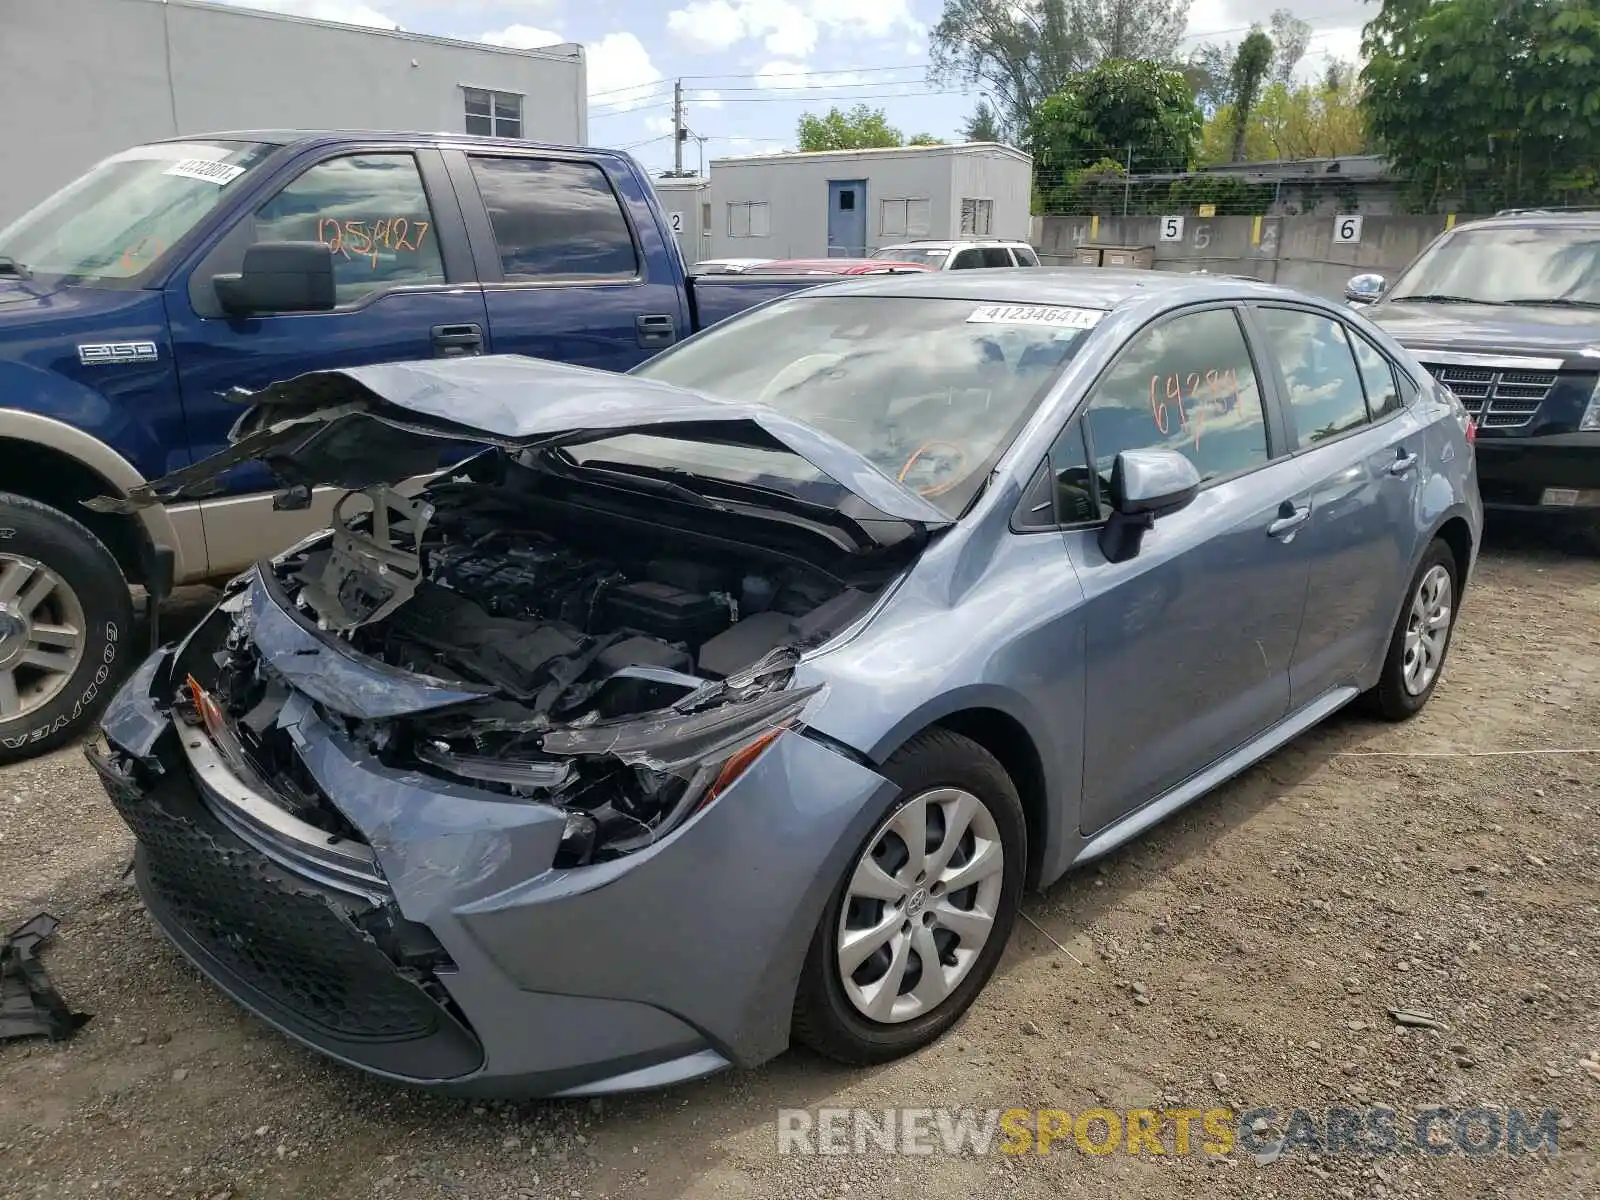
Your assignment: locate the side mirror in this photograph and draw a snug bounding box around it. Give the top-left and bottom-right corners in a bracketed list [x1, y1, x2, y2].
[1344, 272, 1386, 306]
[1098, 449, 1201, 563]
[214, 241, 336, 316]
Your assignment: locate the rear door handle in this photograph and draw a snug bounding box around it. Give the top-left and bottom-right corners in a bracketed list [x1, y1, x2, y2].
[1267, 502, 1311, 540]
[636, 313, 677, 348]
[1388, 449, 1419, 476]
[431, 323, 484, 357]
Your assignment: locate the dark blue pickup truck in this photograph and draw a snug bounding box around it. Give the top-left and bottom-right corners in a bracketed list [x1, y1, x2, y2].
[0, 130, 815, 759]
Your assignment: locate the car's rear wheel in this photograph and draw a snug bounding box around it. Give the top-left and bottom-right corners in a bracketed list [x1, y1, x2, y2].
[0, 493, 134, 763]
[792, 729, 1025, 1065]
[1364, 538, 1458, 721]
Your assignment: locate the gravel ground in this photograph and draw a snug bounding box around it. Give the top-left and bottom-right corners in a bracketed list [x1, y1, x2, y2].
[1, 526, 1596, 1200]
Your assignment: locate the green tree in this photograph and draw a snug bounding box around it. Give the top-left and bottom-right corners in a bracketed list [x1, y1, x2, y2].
[1362, 0, 1600, 210]
[1268, 8, 1312, 83]
[796, 105, 904, 151]
[930, 0, 1191, 142]
[962, 100, 1004, 142]
[1228, 29, 1275, 161]
[1199, 69, 1369, 163]
[1030, 58, 1201, 178]
[908, 133, 944, 145]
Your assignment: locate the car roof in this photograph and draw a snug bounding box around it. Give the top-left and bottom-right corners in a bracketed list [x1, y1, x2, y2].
[788, 266, 1309, 309]
[878, 240, 1029, 250]
[152, 129, 621, 157]
[1453, 210, 1600, 231]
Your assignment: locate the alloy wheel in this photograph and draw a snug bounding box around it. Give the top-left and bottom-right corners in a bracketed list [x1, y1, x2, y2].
[0, 553, 88, 720]
[1402, 563, 1452, 696]
[836, 787, 1006, 1024]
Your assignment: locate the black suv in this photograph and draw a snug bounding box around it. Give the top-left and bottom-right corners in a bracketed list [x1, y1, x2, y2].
[1346, 210, 1600, 544]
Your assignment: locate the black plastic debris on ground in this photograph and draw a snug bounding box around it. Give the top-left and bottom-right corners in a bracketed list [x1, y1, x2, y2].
[1, 913, 91, 1042]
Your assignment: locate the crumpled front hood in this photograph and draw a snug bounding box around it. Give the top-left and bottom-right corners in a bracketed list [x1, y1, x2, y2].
[95, 354, 954, 529]
[1367, 301, 1600, 369]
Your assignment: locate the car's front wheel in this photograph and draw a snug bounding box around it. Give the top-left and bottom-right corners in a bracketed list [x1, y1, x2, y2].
[1365, 537, 1459, 721]
[792, 729, 1025, 1065]
[0, 492, 135, 763]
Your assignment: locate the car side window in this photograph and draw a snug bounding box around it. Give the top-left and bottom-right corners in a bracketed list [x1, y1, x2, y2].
[949, 249, 983, 270]
[1082, 307, 1270, 489]
[980, 247, 1013, 268]
[1013, 246, 1040, 266]
[252, 153, 445, 305]
[1257, 307, 1370, 444]
[468, 156, 639, 280]
[1348, 329, 1403, 419]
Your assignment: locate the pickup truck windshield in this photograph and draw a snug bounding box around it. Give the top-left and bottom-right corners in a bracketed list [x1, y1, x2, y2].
[1389, 225, 1600, 307]
[593, 295, 1096, 516]
[0, 140, 275, 283]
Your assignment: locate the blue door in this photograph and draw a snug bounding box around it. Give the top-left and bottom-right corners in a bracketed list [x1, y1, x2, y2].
[1062, 305, 1312, 833]
[827, 180, 867, 258]
[164, 146, 488, 576]
[450, 151, 690, 371]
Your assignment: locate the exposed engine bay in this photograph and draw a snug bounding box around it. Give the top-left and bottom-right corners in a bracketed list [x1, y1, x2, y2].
[176, 454, 912, 867]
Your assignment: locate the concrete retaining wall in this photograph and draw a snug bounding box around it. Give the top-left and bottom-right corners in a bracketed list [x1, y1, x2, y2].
[1031, 213, 1457, 299]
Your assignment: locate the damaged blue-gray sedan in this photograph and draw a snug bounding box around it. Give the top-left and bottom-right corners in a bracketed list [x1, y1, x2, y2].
[88, 272, 1481, 1097]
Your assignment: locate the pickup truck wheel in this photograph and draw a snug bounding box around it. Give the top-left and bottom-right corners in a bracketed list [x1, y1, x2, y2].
[0, 493, 135, 763]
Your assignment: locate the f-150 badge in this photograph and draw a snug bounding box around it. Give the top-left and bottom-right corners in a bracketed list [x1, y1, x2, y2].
[78, 341, 159, 366]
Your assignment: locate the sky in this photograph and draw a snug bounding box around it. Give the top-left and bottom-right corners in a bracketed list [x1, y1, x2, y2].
[213, 0, 1371, 173]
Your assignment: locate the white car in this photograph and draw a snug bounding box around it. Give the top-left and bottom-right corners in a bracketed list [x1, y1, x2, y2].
[869, 239, 1040, 270]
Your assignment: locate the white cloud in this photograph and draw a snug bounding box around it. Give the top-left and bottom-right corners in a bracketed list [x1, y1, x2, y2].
[478, 23, 565, 49]
[697, 89, 725, 108]
[669, 0, 921, 56]
[212, 0, 399, 28]
[644, 114, 677, 134]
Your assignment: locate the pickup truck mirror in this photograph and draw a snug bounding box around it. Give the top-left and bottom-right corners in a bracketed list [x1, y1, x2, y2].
[214, 241, 336, 316]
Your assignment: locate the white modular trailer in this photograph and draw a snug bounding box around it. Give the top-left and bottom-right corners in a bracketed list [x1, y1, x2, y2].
[706, 142, 1032, 261]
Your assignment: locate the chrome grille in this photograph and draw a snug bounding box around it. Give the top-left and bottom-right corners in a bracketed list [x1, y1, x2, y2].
[1420, 362, 1556, 429]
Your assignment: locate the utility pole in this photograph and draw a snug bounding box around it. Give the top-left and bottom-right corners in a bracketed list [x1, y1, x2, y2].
[673, 78, 685, 175]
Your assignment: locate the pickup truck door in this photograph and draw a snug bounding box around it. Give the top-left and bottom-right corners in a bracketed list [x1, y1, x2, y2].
[443, 149, 691, 369]
[163, 145, 488, 577]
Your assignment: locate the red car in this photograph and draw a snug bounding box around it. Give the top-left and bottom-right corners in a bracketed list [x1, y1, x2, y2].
[742, 257, 934, 275]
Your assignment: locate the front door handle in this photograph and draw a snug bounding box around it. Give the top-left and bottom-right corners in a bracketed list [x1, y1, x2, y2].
[1387, 449, 1419, 476]
[431, 323, 484, 357]
[1267, 502, 1311, 540]
[636, 313, 677, 348]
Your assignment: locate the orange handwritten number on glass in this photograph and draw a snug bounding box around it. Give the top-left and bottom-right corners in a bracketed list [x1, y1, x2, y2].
[1149, 374, 1168, 435]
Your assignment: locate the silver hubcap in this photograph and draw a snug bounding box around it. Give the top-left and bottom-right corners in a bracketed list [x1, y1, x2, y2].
[0, 553, 87, 721]
[836, 787, 1006, 1024]
[1402, 563, 1452, 696]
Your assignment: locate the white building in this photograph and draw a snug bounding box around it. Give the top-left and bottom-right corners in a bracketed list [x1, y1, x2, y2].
[650, 175, 712, 267]
[0, 0, 588, 225]
[706, 143, 1033, 261]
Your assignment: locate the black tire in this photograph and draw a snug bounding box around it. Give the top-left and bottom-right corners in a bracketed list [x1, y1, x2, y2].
[792, 728, 1026, 1065]
[0, 492, 135, 763]
[1363, 537, 1459, 722]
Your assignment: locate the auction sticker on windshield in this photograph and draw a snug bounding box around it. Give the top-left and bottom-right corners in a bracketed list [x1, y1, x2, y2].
[967, 304, 1104, 331]
[162, 159, 247, 186]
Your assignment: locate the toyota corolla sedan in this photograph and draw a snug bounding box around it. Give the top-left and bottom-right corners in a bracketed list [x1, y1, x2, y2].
[89, 270, 1481, 1098]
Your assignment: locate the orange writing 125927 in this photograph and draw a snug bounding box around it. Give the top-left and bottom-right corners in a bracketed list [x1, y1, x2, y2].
[1149, 367, 1241, 449]
[316, 217, 430, 268]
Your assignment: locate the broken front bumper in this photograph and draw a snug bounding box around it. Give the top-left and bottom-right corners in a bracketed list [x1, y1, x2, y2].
[90, 636, 897, 1098]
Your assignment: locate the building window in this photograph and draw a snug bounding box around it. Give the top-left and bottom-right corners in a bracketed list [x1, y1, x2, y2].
[727, 201, 770, 238]
[880, 198, 931, 238]
[464, 88, 523, 138]
[960, 197, 994, 236]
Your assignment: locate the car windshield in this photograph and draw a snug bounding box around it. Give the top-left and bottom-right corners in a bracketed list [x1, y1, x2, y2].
[871, 247, 951, 267]
[0, 139, 276, 283]
[1388, 225, 1600, 306]
[585, 295, 1098, 517]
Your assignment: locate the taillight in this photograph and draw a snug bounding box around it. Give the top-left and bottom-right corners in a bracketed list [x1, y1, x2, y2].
[1465, 418, 1476, 445]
